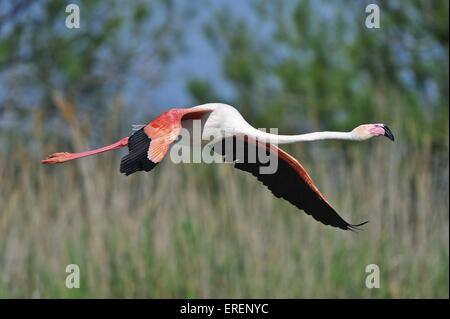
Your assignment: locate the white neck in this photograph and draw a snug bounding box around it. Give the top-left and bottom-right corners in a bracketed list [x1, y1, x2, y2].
[246, 128, 357, 144]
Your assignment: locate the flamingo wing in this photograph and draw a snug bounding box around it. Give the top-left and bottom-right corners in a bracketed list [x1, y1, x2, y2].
[120, 107, 213, 175]
[120, 127, 158, 175]
[145, 107, 214, 163]
[213, 137, 367, 230]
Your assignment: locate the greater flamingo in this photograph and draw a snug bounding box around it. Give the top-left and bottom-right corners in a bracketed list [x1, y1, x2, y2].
[42, 103, 394, 230]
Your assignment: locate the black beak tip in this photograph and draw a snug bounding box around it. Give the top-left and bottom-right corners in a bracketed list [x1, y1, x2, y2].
[383, 125, 395, 141]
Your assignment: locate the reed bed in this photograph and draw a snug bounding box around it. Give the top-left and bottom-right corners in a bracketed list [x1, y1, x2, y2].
[0, 113, 448, 298]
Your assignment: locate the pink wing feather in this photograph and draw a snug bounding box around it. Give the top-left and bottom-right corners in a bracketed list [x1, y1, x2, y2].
[144, 107, 213, 163]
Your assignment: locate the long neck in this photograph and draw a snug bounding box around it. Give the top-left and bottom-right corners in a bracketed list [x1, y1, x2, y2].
[246, 128, 356, 144]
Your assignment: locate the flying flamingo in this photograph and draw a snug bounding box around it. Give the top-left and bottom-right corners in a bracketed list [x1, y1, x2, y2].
[42, 103, 394, 230]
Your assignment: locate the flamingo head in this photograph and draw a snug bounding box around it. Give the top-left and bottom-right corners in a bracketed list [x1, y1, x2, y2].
[352, 124, 395, 141]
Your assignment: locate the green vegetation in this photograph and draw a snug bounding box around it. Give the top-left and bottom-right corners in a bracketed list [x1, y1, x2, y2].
[0, 0, 448, 298]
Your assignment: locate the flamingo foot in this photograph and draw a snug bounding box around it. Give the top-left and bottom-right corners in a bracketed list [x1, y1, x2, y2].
[42, 152, 75, 164]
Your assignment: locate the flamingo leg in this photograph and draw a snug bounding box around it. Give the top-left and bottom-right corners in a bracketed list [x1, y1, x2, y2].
[42, 137, 129, 164]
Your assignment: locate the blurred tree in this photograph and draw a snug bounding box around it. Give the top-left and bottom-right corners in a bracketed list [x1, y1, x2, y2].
[188, 0, 449, 148]
[0, 0, 193, 133]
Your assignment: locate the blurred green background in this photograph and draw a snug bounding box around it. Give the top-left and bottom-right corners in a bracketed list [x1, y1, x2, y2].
[0, 0, 448, 298]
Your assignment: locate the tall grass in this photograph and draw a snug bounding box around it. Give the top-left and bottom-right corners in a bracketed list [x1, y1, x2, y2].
[0, 108, 448, 298]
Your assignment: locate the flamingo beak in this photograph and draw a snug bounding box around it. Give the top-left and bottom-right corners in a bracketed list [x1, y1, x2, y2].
[383, 125, 395, 141]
